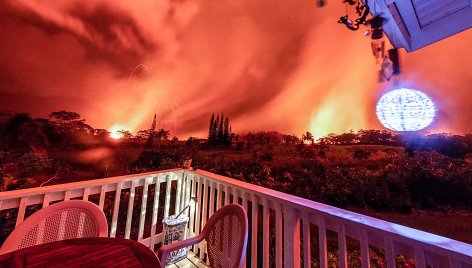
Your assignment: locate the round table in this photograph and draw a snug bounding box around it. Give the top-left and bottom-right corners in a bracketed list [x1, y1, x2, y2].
[0, 237, 160, 268]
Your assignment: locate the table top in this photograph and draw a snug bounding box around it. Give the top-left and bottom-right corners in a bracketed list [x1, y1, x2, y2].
[0, 237, 160, 268]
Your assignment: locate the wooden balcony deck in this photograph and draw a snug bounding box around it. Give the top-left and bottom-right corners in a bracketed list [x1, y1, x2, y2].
[165, 252, 208, 268]
[0, 168, 471, 267]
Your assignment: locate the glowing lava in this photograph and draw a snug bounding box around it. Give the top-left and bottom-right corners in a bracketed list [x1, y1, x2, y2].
[109, 130, 123, 139]
[108, 123, 132, 140]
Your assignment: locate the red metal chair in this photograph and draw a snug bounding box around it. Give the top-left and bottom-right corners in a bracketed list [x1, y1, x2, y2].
[0, 200, 108, 254]
[158, 203, 248, 268]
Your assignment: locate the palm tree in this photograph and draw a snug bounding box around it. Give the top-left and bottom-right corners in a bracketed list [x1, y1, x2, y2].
[302, 131, 314, 145]
[156, 129, 170, 141]
[155, 129, 170, 148]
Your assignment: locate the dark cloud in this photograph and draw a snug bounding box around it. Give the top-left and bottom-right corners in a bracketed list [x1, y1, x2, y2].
[1, 1, 156, 77]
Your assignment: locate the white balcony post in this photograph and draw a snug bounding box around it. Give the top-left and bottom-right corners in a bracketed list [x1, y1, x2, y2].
[318, 217, 328, 268]
[275, 206, 283, 268]
[150, 176, 161, 248]
[124, 179, 136, 239]
[251, 193, 258, 267]
[283, 206, 301, 267]
[110, 181, 123, 238]
[360, 230, 370, 268]
[338, 224, 348, 268]
[262, 198, 270, 268]
[138, 177, 150, 241]
[384, 239, 396, 268]
[302, 213, 311, 268]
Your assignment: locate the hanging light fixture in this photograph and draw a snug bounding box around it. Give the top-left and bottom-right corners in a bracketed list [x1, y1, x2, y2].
[368, 15, 386, 64]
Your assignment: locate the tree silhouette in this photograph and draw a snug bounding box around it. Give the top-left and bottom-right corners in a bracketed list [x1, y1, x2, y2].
[156, 129, 170, 141]
[146, 114, 157, 148]
[3, 114, 48, 152]
[208, 113, 217, 146]
[223, 118, 230, 146]
[207, 113, 232, 147]
[49, 111, 80, 124]
[302, 131, 314, 145]
[217, 113, 224, 144]
[283, 135, 300, 145]
[48, 111, 93, 146]
[117, 130, 133, 140]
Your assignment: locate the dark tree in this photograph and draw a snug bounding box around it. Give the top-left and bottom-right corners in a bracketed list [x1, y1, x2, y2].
[146, 114, 157, 148]
[223, 117, 230, 146]
[2, 114, 48, 151]
[155, 129, 170, 148]
[217, 113, 224, 144]
[208, 113, 233, 147]
[302, 131, 314, 145]
[49, 111, 80, 124]
[48, 111, 94, 147]
[208, 113, 217, 146]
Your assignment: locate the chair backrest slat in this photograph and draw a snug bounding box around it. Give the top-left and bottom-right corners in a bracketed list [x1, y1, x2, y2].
[202, 204, 248, 268]
[0, 200, 108, 254]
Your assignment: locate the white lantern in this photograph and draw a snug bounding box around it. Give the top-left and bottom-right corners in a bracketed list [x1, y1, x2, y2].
[376, 88, 436, 131]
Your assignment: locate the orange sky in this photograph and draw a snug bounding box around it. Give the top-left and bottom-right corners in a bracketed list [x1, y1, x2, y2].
[0, 0, 471, 139]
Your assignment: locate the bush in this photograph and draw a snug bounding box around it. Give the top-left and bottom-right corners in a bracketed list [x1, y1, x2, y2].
[17, 152, 50, 178]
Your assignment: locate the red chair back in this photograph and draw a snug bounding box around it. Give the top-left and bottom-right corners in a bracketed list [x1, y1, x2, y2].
[201, 204, 248, 268]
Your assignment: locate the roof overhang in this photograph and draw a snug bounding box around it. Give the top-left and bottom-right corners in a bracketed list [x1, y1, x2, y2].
[363, 0, 472, 52]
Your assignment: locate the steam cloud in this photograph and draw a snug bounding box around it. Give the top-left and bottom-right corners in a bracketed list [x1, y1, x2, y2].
[0, 0, 471, 138]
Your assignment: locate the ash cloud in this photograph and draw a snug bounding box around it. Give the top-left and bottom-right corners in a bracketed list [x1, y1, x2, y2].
[0, 0, 471, 138]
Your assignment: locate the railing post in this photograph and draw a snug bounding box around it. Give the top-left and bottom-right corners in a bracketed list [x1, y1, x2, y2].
[338, 224, 348, 268]
[275, 206, 283, 268]
[82, 187, 90, 201]
[16, 197, 28, 227]
[318, 217, 328, 268]
[199, 176, 209, 259]
[360, 230, 370, 268]
[262, 198, 270, 268]
[175, 173, 182, 214]
[414, 247, 426, 268]
[251, 193, 258, 268]
[150, 176, 161, 248]
[164, 175, 172, 217]
[98, 184, 106, 209]
[124, 179, 136, 239]
[283, 206, 301, 268]
[138, 177, 151, 241]
[110, 181, 123, 237]
[302, 213, 311, 268]
[384, 239, 396, 268]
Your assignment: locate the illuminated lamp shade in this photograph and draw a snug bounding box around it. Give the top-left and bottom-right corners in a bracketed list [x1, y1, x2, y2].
[376, 88, 436, 131]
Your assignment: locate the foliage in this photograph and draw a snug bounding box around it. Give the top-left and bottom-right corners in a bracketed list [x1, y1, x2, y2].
[17, 152, 51, 178]
[129, 149, 182, 172]
[403, 133, 468, 158]
[283, 134, 300, 145]
[2, 112, 472, 213]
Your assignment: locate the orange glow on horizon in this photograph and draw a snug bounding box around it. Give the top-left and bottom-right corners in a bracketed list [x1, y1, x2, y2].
[0, 1, 471, 138]
[108, 124, 132, 140]
[109, 130, 123, 140]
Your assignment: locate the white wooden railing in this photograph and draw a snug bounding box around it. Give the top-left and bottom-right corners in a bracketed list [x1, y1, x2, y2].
[1, 168, 472, 268]
[0, 169, 189, 251]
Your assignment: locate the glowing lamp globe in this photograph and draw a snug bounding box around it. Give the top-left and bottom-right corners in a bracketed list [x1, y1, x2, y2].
[376, 88, 436, 131]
